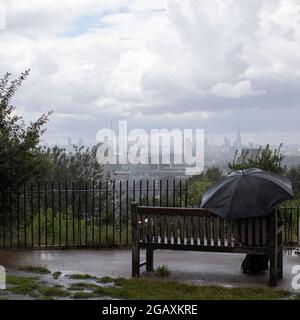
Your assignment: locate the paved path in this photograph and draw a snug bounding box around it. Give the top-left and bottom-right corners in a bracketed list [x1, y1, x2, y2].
[0, 249, 299, 291]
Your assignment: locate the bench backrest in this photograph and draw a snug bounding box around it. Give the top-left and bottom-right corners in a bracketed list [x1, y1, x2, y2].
[132, 205, 278, 248]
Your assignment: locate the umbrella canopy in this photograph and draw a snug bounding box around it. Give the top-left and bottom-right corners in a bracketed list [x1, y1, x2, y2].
[200, 168, 293, 219]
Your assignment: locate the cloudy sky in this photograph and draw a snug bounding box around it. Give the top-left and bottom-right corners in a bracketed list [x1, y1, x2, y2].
[0, 0, 300, 146]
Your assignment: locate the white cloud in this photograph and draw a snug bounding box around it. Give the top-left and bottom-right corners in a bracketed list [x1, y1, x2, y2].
[210, 80, 265, 99]
[0, 0, 300, 144]
[242, 0, 300, 82]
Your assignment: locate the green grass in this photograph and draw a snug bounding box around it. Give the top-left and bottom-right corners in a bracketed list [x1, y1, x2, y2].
[17, 265, 51, 274]
[67, 274, 96, 280]
[68, 282, 98, 291]
[6, 275, 40, 295]
[97, 276, 114, 284]
[72, 291, 97, 300]
[6, 274, 38, 286]
[6, 274, 70, 299]
[39, 286, 70, 298]
[42, 296, 55, 300]
[92, 277, 289, 300]
[52, 271, 62, 280]
[5, 273, 295, 300]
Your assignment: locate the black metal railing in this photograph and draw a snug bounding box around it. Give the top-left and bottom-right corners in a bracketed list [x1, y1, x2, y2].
[281, 206, 300, 249]
[0, 180, 188, 249]
[0, 180, 299, 250]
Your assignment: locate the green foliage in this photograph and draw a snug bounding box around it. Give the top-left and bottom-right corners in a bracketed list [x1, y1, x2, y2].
[187, 167, 224, 206]
[187, 178, 212, 206]
[228, 144, 287, 174]
[155, 265, 171, 277]
[202, 167, 224, 183]
[97, 276, 114, 284]
[41, 145, 103, 182]
[52, 271, 62, 280]
[286, 165, 300, 199]
[0, 71, 52, 185]
[3, 207, 130, 248]
[17, 265, 51, 274]
[0, 71, 102, 185]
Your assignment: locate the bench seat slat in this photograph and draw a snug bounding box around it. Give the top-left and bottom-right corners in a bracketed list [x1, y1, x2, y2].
[227, 219, 232, 246]
[213, 217, 219, 246]
[139, 242, 270, 254]
[186, 216, 191, 245]
[199, 217, 205, 245]
[219, 218, 225, 246]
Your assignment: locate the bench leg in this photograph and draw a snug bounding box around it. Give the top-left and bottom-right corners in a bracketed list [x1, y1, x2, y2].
[132, 245, 140, 277]
[146, 248, 154, 272]
[277, 229, 283, 279]
[277, 249, 283, 279]
[269, 252, 277, 286]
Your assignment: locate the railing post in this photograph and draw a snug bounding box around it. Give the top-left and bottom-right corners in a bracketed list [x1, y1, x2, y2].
[298, 206, 300, 246]
[269, 209, 278, 286]
[146, 248, 154, 272]
[131, 202, 140, 277]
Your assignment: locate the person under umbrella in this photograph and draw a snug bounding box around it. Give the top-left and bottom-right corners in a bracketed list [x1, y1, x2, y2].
[200, 168, 293, 274]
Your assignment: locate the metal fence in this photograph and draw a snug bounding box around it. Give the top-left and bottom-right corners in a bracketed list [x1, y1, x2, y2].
[0, 180, 188, 249]
[281, 206, 300, 249]
[0, 180, 299, 250]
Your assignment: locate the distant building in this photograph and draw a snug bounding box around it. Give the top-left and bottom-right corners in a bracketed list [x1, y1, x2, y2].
[235, 127, 242, 150]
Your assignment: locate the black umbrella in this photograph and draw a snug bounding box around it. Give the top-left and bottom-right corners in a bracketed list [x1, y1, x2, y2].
[200, 168, 293, 219]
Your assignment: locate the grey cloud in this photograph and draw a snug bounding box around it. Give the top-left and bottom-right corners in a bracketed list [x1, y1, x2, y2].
[1, 0, 300, 146]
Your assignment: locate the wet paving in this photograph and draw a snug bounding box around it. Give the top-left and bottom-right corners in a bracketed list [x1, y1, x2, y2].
[0, 249, 299, 293]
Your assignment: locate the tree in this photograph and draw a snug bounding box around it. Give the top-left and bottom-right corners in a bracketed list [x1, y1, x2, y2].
[41, 145, 103, 182]
[204, 166, 224, 183]
[0, 71, 52, 185]
[286, 165, 300, 199]
[187, 178, 212, 206]
[187, 167, 224, 206]
[228, 143, 287, 174]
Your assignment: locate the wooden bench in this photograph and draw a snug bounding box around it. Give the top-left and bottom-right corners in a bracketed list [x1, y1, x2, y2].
[131, 203, 283, 286]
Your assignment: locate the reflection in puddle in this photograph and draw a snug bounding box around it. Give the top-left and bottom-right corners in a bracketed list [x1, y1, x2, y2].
[40, 252, 56, 261]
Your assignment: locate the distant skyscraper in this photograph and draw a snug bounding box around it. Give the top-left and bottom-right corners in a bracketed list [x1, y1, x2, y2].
[223, 137, 231, 150]
[236, 127, 242, 150]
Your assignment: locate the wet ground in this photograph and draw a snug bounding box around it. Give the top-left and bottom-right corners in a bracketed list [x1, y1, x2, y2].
[0, 249, 299, 292]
